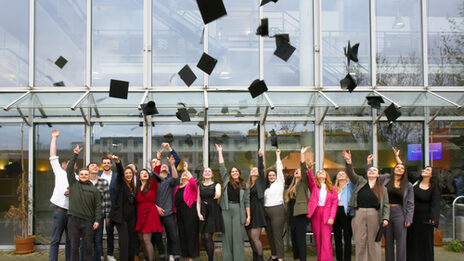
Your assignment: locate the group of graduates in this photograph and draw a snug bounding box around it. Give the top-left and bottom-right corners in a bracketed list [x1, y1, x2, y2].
[48, 129, 441, 261]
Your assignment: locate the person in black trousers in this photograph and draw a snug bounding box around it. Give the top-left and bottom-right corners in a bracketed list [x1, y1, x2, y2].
[333, 170, 354, 261]
[407, 166, 441, 261]
[107, 155, 137, 261]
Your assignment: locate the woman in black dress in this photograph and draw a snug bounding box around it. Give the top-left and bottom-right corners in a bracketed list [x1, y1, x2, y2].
[174, 162, 199, 261]
[407, 166, 440, 261]
[197, 166, 225, 261]
[246, 149, 266, 261]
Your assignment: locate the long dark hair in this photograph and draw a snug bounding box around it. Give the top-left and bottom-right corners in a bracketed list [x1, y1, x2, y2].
[417, 166, 440, 190]
[136, 169, 151, 195]
[369, 166, 385, 201]
[229, 167, 246, 189]
[387, 163, 409, 195]
[265, 168, 276, 189]
[123, 166, 135, 192]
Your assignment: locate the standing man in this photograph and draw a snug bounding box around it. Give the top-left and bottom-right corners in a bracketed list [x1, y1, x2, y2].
[67, 145, 101, 261]
[98, 156, 117, 261]
[49, 129, 71, 261]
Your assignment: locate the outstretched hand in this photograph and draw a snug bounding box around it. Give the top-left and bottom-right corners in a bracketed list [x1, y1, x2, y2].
[215, 144, 222, 152]
[342, 150, 352, 164]
[156, 148, 164, 160]
[183, 161, 189, 171]
[51, 129, 60, 137]
[73, 145, 83, 154]
[300, 145, 311, 154]
[258, 148, 263, 157]
[161, 143, 171, 151]
[168, 155, 175, 166]
[367, 154, 374, 164]
[392, 147, 400, 157]
[306, 157, 316, 168]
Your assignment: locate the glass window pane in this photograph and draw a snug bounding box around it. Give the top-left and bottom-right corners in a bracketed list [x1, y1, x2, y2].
[376, 0, 423, 86]
[34, 124, 84, 245]
[322, 0, 370, 86]
[151, 123, 203, 178]
[209, 123, 258, 182]
[0, 124, 29, 244]
[91, 124, 143, 168]
[152, 0, 204, 86]
[208, 1, 259, 86]
[264, 0, 313, 86]
[92, 0, 143, 86]
[0, 0, 29, 86]
[324, 122, 372, 173]
[428, 0, 464, 86]
[35, 0, 86, 87]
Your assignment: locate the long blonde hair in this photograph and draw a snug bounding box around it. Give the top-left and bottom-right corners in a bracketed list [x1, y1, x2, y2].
[285, 169, 301, 204]
[315, 169, 334, 192]
[334, 170, 347, 194]
[247, 167, 258, 189]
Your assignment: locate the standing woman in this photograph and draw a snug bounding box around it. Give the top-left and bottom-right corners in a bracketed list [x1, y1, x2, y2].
[175, 162, 200, 261]
[307, 154, 338, 261]
[333, 170, 354, 261]
[216, 144, 251, 261]
[197, 164, 224, 261]
[246, 149, 266, 261]
[366, 147, 414, 261]
[135, 169, 164, 261]
[285, 146, 312, 261]
[264, 149, 286, 261]
[342, 150, 389, 261]
[407, 166, 440, 261]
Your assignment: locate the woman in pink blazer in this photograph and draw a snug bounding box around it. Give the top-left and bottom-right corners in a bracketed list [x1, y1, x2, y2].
[307, 160, 339, 261]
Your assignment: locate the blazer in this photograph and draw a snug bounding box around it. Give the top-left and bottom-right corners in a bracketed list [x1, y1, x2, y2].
[99, 170, 118, 203]
[307, 168, 338, 223]
[289, 162, 310, 216]
[108, 161, 136, 224]
[174, 177, 198, 213]
[219, 162, 250, 225]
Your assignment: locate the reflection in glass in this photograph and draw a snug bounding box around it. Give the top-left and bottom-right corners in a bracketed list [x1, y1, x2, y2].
[428, 0, 464, 86]
[324, 122, 371, 175]
[209, 123, 259, 182]
[0, 0, 29, 86]
[322, 0, 370, 86]
[376, 0, 423, 86]
[91, 124, 143, 169]
[34, 124, 84, 245]
[0, 124, 29, 244]
[152, 0, 204, 86]
[35, 0, 86, 87]
[263, 0, 313, 86]
[92, 0, 143, 86]
[208, 0, 259, 86]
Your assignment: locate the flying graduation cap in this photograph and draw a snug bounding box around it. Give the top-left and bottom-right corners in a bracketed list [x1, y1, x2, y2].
[109, 79, 129, 99]
[344, 41, 360, 66]
[273, 34, 296, 62]
[260, 0, 278, 6]
[196, 53, 217, 75]
[53, 81, 65, 87]
[248, 79, 268, 98]
[164, 133, 174, 143]
[176, 108, 191, 122]
[340, 73, 357, 92]
[269, 129, 278, 147]
[178, 65, 197, 87]
[140, 101, 159, 116]
[384, 103, 402, 123]
[196, 0, 227, 24]
[54, 56, 68, 69]
[256, 18, 269, 37]
[366, 96, 385, 110]
[185, 134, 194, 147]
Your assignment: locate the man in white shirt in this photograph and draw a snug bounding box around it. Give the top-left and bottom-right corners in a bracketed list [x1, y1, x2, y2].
[49, 129, 71, 261]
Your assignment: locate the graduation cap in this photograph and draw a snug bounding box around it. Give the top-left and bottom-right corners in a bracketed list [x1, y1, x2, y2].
[176, 108, 191, 122]
[366, 96, 385, 110]
[340, 74, 357, 92]
[212, 136, 224, 145]
[140, 101, 159, 116]
[384, 103, 401, 123]
[109, 79, 129, 99]
[222, 133, 229, 140]
[260, 0, 278, 6]
[256, 18, 269, 37]
[5, 161, 22, 178]
[196, 0, 227, 25]
[344, 41, 360, 65]
[53, 81, 65, 87]
[178, 65, 197, 87]
[274, 34, 296, 61]
[197, 52, 217, 75]
[197, 121, 205, 130]
[54, 56, 68, 69]
[163, 133, 174, 143]
[271, 135, 278, 147]
[185, 134, 194, 147]
[248, 79, 268, 98]
[221, 106, 229, 114]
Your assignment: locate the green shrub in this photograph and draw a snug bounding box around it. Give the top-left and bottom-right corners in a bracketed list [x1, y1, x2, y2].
[446, 240, 464, 252]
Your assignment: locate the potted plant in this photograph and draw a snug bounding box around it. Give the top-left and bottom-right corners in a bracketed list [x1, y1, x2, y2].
[4, 123, 35, 254]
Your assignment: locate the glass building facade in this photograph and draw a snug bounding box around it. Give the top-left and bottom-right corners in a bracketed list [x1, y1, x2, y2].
[0, 0, 463, 245]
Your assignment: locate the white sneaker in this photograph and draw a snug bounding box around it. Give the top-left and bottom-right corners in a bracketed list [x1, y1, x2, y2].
[169, 255, 175, 261]
[101, 257, 104, 261]
[107, 255, 117, 261]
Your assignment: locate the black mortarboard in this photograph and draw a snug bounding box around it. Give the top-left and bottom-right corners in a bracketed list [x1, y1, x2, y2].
[344, 41, 360, 65]
[340, 74, 357, 92]
[185, 134, 194, 147]
[164, 133, 174, 143]
[248, 79, 268, 98]
[260, 0, 278, 6]
[366, 96, 385, 110]
[178, 65, 197, 87]
[212, 136, 224, 145]
[275, 34, 290, 47]
[187, 107, 198, 115]
[271, 135, 278, 147]
[197, 121, 205, 130]
[54, 56, 68, 69]
[196, 53, 217, 75]
[109, 79, 129, 99]
[274, 41, 296, 62]
[221, 106, 229, 114]
[256, 18, 269, 37]
[176, 108, 191, 122]
[5, 161, 21, 177]
[196, 0, 227, 25]
[53, 81, 65, 87]
[140, 101, 159, 116]
[222, 133, 229, 140]
[384, 103, 401, 123]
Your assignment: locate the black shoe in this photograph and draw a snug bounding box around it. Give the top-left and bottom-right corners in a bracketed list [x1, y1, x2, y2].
[268, 257, 278, 261]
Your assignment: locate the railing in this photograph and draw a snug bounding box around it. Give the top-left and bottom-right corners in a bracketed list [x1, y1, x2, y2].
[452, 195, 464, 241]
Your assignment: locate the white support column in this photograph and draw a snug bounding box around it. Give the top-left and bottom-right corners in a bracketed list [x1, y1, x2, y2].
[259, 0, 264, 80]
[370, 0, 377, 87]
[421, 0, 429, 88]
[424, 107, 430, 166]
[203, 121, 209, 168]
[372, 108, 378, 167]
[313, 0, 322, 88]
[143, 0, 153, 89]
[144, 119, 153, 169]
[315, 107, 324, 170]
[28, 0, 35, 88]
[85, 119, 91, 165]
[86, 0, 92, 88]
[27, 113, 34, 235]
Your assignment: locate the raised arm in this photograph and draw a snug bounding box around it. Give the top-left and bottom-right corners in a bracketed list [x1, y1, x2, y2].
[429, 184, 441, 226]
[50, 129, 59, 157]
[392, 147, 403, 164]
[162, 143, 181, 168]
[216, 144, 228, 183]
[168, 155, 178, 179]
[300, 146, 311, 186]
[257, 149, 265, 187]
[275, 149, 284, 185]
[343, 150, 364, 185]
[67, 145, 82, 186]
[197, 185, 203, 221]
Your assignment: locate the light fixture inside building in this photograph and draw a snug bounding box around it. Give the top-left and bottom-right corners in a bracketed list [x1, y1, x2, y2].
[392, 11, 405, 29]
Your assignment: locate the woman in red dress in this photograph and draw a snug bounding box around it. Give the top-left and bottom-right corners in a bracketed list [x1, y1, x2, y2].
[136, 168, 164, 261]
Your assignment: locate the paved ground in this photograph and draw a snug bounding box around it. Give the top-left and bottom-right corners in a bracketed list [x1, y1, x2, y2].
[0, 246, 463, 261]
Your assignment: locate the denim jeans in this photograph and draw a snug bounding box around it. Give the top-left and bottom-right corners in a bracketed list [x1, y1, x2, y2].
[106, 221, 115, 256]
[68, 216, 93, 261]
[80, 218, 103, 261]
[49, 207, 71, 261]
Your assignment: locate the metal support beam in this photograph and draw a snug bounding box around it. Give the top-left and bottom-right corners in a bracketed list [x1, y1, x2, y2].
[71, 91, 90, 110]
[3, 91, 31, 111]
[261, 106, 269, 125]
[318, 91, 339, 109]
[424, 107, 430, 166]
[17, 108, 31, 126]
[138, 90, 149, 110]
[317, 107, 329, 125]
[79, 107, 90, 126]
[427, 107, 443, 125]
[29, 0, 35, 88]
[373, 90, 401, 108]
[263, 93, 275, 109]
[427, 91, 462, 108]
[204, 90, 209, 109]
[89, 94, 103, 127]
